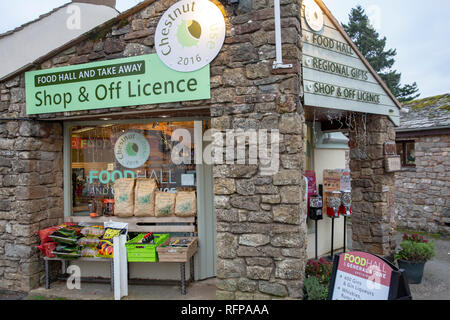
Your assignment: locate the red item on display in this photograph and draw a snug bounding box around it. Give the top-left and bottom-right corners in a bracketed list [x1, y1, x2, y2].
[37, 226, 60, 244]
[326, 207, 340, 218]
[36, 242, 57, 258]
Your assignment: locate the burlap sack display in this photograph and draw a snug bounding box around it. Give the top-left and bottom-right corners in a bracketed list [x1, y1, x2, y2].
[154, 191, 176, 217]
[134, 178, 158, 217]
[113, 178, 135, 217]
[175, 191, 197, 217]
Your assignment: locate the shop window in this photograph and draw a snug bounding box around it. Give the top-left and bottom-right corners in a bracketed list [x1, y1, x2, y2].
[69, 120, 203, 216]
[396, 141, 415, 167]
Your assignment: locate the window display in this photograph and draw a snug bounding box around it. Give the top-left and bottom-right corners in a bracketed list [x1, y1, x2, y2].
[70, 120, 204, 216]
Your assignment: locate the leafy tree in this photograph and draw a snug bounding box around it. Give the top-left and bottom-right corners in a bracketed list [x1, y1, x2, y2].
[342, 5, 420, 102]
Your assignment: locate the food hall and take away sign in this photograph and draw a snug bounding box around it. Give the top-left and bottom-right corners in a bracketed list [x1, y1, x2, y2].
[25, 53, 210, 115]
[328, 251, 412, 300]
[301, 0, 401, 126]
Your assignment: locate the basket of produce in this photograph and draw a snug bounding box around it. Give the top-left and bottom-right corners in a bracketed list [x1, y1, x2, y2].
[156, 237, 198, 262]
[125, 233, 169, 262]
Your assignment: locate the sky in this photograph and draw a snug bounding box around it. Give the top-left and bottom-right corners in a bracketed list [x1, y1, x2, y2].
[0, 0, 449, 98]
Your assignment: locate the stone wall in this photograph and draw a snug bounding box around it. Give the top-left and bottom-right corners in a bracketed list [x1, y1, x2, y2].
[0, 75, 63, 291]
[213, 0, 306, 300]
[349, 114, 397, 257]
[0, 0, 307, 296]
[395, 134, 450, 236]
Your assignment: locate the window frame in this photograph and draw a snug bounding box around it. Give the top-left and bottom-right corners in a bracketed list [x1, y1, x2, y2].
[396, 140, 416, 168]
[63, 117, 209, 217]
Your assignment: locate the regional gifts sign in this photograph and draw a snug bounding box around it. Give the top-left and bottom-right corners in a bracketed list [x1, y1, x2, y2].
[328, 251, 412, 300]
[25, 53, 210, 115]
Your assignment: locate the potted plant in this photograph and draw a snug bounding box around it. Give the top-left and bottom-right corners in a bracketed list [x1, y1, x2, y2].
[395, 233, 435, 284]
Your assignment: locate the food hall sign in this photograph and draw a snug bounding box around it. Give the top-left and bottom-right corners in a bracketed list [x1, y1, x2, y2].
[328, 251, 412, 300]
[301, 0, 400, 125]
[25, 53, 210, 115]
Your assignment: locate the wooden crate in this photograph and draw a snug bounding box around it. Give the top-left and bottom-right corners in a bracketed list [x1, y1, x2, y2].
[156, 237, 198, 262]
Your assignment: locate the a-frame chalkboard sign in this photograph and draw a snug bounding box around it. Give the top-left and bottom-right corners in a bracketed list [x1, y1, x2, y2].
[328, 251, 412, 300]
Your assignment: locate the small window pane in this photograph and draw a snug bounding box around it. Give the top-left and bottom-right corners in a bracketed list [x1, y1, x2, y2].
[405, 142, 415, 165]
[396, 143, 404, 162]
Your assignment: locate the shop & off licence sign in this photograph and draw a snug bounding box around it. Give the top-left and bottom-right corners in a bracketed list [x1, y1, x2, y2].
[25, 53, 210, 115]
[328, 251, 412, 300]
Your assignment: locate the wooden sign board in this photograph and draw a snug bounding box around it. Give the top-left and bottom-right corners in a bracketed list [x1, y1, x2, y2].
[384, 141, 397, 155]
[328, 251, 412, 300]
[300, 0, 400, 126]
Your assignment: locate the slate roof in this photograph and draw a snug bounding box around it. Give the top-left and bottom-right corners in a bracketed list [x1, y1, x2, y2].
[397, 94, 450, 131]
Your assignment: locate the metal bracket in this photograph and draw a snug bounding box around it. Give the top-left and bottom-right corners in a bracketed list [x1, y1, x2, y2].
[272, 0, 293, 70]
[272, 61, 293, 69]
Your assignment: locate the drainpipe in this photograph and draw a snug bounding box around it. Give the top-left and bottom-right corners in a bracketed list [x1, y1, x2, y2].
[272, 0, 293, 69]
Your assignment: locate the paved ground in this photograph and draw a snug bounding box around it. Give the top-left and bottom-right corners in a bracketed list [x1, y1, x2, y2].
[397, 234, 450, 300]
[25, 277, 217, 300]
[1, 231, 448, 300]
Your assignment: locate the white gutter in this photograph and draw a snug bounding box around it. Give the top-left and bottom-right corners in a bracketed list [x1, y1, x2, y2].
[272, 0, 293, 69]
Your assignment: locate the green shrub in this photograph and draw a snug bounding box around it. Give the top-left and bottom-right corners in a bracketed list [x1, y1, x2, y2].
[304, 277, 328, 300]
[305, 258, 333, 286]
[395, 233, 435, 263]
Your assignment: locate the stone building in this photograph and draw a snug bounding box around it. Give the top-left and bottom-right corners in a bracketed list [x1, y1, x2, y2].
[0, 0, 402, 299]
[395, 94, 450, 235]
[0, 0, 119, 80]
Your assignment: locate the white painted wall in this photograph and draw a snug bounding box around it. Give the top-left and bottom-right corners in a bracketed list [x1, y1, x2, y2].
[307, 148, 348, 259]
[0, 3, 118, 80]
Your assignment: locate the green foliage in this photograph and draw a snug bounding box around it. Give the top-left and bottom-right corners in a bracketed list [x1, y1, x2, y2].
[342, 5, 420, 102]
[304, 258, 333, 300]
[395, 233, 436, 262]
[304, 277, 328, 301]
[305, 258, 333, 285]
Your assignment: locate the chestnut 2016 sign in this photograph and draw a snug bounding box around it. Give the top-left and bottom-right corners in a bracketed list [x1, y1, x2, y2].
[328, 251, 412, 300]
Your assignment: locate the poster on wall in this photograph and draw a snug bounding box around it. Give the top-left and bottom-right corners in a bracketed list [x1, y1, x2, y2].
[322, 169, 342, 216]
[328, 251, 412, 300]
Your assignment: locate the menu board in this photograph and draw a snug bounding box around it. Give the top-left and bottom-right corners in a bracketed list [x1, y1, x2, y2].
[330, 251, 393, 300]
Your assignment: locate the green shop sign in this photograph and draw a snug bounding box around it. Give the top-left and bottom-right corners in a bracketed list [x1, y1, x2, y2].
[25, 53, 210, 115]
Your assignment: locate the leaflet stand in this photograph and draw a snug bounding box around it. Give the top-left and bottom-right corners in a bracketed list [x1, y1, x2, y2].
[113, 234, 128, 300]
[105, 220, 128, 300]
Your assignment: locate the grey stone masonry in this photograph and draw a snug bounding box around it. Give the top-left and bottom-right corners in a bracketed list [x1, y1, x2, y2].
[0, 0, 308, 297]
[395, 134, 450, 236]
[349, 114, 397, 257]
[213, 0, 307, 300]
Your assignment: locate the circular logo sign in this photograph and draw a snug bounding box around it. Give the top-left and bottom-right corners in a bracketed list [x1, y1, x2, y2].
[155, 0, 226, 72]
[304, 0, 324, 32]
[114, 132, 150, 169]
